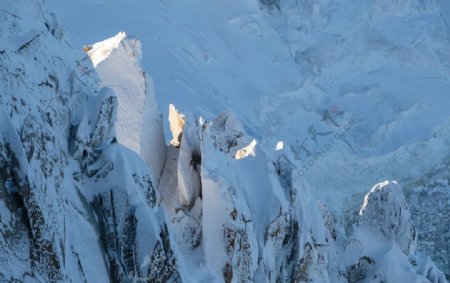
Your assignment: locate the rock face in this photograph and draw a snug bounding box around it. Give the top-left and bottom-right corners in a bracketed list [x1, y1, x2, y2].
[88, 145, 179, 282]
[0, 1, 447, 283]
[358, 180, 417, 255]
[409, 184, 450, 280]
[345, 181, 447, 283]
[0, 1, 176, 282]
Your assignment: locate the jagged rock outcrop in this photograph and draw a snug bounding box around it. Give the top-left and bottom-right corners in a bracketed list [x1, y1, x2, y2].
[200, 113, 259, 282]
[0, 1, 178, 282]
[158, 107, 446, 283]
[88, 145, 179, 282]
[358, 180, 417, 255]
[345, 181, 447, 283]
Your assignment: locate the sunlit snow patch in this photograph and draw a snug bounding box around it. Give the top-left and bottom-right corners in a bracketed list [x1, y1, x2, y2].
[275, 141, 284, 150]
[234, 138, 257, 160]
[168, 103, 186, 147]
[87, 31, 130, 67]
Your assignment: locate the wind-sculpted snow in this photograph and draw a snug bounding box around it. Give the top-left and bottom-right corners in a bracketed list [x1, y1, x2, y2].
[86, 32, 166, 185]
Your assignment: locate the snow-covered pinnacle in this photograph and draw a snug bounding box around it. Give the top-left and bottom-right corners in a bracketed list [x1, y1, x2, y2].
[344, 181, 447, 283]
[87, 144, 180, 282]
[87, 32, 166, 183]
[358, 180, 417, 255]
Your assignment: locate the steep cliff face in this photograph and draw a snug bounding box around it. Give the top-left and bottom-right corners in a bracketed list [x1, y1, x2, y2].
[86, 32, 166, 185]
[0, 1, 176, 281]
[0, 1, 99, 280]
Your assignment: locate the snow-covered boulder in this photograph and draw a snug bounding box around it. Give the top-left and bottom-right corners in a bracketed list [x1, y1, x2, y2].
[71, 86, 118, 167]
[207, 112, 256, 157]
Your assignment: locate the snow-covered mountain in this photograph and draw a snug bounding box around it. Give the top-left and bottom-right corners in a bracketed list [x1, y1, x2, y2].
[0, 0, 449, 282]
[0, 1, 176, 281]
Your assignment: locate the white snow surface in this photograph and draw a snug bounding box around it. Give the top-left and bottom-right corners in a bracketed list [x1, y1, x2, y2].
[87, 31, 166, 183]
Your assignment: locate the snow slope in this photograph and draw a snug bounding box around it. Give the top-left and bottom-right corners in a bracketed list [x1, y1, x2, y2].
[86, 31, 166, 184]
